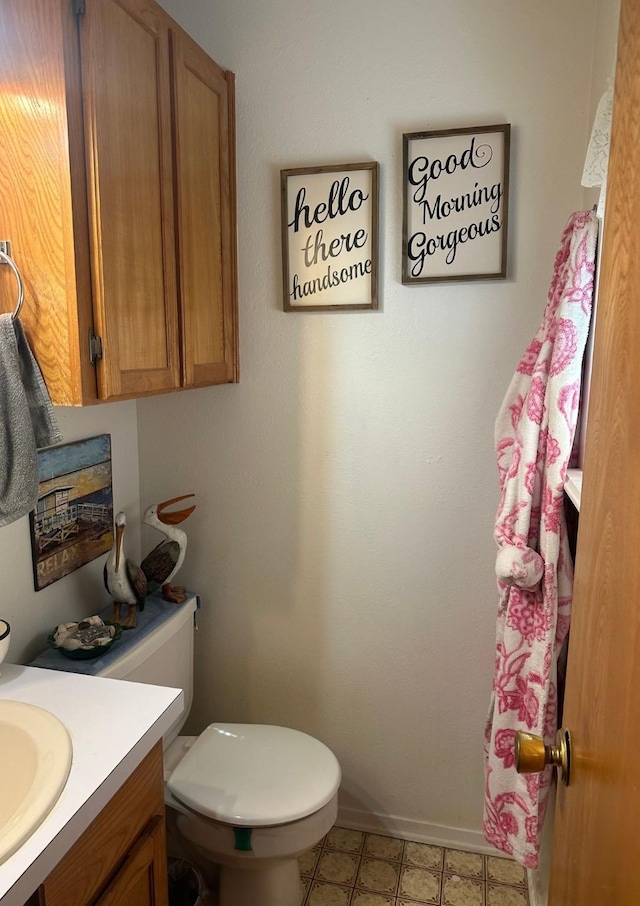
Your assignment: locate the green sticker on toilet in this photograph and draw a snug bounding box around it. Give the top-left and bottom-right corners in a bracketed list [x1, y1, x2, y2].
[233, 827, 253, 851]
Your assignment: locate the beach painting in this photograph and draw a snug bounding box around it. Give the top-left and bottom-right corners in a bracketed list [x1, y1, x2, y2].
[30, 435, 114, 591]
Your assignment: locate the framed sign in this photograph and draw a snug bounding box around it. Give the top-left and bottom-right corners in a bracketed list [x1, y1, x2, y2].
[281, 161, 379, 311]
[29, 435, 114, 591]
[403, 124, 510, 284]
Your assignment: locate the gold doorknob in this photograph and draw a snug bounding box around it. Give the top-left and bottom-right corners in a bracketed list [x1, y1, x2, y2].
[514, 728, 571, 786]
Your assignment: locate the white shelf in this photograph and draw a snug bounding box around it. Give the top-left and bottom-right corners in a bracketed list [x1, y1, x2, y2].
[565, 468, 583, 511]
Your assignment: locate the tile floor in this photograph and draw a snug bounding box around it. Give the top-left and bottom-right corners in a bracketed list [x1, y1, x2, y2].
[298, 827, 529, 906]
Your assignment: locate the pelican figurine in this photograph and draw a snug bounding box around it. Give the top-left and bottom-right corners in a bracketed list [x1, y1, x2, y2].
[103, 512, 148, 628]
[141, 494, 196, 603]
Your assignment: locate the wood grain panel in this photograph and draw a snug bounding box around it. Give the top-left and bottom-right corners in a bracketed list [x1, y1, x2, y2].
[61, 0, 100, 405]
[79, 0, 180, 398]
[1, 0, 237, 404]
[226, 70, 239, 382]
[94, 816, 168, 906]
[170, 27, 237, 387]
[0, 0, 94, 405]
[180, 71, 224, 367]
[42, 743, 165, 906]
[549, 0, 640, 901]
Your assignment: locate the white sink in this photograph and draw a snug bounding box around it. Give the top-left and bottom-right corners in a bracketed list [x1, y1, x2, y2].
[0, 700, 72, 865]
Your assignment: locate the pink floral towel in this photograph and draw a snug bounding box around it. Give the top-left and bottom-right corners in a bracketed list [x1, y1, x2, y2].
[483, 211, 598, 867]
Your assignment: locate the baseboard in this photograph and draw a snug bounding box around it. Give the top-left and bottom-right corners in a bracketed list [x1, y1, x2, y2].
[337, 806, 504, 856]
[527, 868, 548, 906]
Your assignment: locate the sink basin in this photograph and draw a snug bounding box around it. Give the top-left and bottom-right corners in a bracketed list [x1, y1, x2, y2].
[0, 700, 72, 864]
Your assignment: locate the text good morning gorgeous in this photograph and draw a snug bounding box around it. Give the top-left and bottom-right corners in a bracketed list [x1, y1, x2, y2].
[403, 126, 509, 282]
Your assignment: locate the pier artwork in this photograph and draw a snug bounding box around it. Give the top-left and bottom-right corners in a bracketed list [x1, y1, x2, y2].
[29, 435, 114, 590]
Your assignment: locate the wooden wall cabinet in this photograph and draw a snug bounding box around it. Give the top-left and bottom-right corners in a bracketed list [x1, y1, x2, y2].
[0, 0, 238, 405]
[34, 743, 169, 906]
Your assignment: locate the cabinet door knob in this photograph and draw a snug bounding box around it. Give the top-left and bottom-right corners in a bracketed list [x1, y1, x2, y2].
[514, 728, 571, 786]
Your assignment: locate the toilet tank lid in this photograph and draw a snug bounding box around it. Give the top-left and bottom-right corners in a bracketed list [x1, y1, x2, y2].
[166, 723, 341, 827]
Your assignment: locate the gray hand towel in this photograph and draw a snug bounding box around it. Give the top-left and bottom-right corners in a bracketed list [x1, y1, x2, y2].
[0, 314, 62, 527]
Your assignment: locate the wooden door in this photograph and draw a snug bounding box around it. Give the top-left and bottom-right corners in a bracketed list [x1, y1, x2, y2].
[549, 0, 640, 901]
[0, 0, 97, 406]
[94, 817, 168, 906]
[78, 0, 180, 399]
[170, 26, 238, 387]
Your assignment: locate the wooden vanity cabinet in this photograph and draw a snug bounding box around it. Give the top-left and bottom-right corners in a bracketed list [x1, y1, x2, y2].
[34, 743, 169, 906]
[0, 0, 238, 405]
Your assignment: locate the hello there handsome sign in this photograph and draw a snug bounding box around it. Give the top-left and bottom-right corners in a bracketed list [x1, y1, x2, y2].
[403, 124, 510, 283]
[281, 162, 379, 311]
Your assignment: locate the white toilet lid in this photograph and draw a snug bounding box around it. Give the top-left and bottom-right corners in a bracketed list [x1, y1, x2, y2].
[167, 723, 341, 827]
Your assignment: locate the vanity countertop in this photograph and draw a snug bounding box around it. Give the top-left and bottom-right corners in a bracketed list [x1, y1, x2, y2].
[0, 663, 183, 906]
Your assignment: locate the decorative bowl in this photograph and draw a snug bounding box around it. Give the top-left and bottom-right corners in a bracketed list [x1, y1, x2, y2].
[48, 618, 122, 660]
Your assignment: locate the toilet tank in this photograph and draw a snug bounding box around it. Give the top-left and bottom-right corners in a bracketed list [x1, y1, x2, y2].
[97, 595, 197, 746]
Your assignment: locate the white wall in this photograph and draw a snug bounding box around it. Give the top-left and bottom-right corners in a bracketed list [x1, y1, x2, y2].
[1, 402, 141, 665]
[138, 0, 598, 842]
[582, 0, 621, 212]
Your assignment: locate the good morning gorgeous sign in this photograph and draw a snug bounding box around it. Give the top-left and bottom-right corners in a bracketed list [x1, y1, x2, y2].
[403, 124, 510, 283]
[281, 162, 379, 311]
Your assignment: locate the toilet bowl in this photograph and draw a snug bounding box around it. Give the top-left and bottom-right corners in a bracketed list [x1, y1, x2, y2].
[164, 724, 341, 906]
[95, 596, 341, 906]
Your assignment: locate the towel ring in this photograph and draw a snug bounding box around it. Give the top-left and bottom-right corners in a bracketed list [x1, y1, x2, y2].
[0, 249, 25, 320]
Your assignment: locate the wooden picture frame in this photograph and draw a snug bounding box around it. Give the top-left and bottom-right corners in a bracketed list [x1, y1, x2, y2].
[402, 124, 510, 284]
[281, 161, 379, 311]
[29, 435, 114, 591]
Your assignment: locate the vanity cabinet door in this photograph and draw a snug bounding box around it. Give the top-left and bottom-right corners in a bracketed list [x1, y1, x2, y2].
[40, 744, 167, 906]
[78, 0, 181, 399]
[93, 817, 168, 906]
[170, 27, 239, 387]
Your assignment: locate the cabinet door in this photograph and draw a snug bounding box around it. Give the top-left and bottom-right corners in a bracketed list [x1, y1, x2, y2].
[170, 28, 238, 387]
[94, 817, 168, 906]
[78, 0, 180, 399]
[0, 0, 96, 405]
[41, 743, 166, 906]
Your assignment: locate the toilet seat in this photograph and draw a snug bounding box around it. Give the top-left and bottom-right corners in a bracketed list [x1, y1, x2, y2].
[167, 723, 341, 827]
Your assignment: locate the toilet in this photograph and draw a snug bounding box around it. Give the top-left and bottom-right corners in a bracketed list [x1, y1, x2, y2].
[96, 596, 340, 906]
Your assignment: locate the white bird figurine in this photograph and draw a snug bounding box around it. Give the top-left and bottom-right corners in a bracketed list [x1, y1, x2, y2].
[103, 512, 148, 628]
[141, 494, 196, 603]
